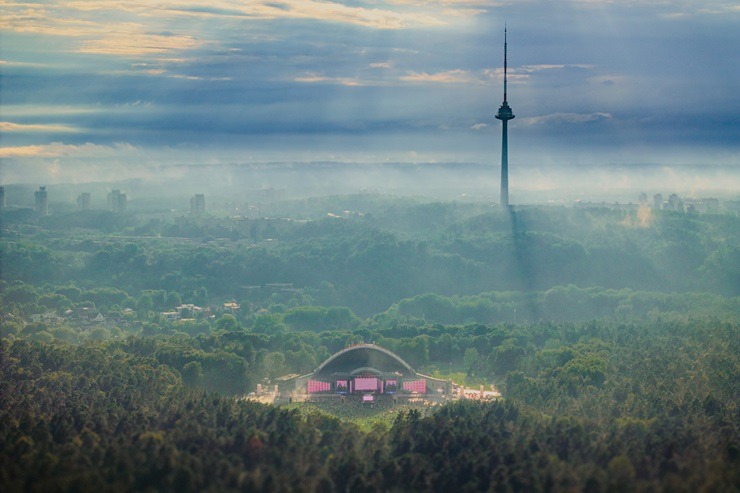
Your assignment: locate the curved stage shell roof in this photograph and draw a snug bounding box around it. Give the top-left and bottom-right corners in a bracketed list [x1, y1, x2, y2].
[313, 344, 417, 378]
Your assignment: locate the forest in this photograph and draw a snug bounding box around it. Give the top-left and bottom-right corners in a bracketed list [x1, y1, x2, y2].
[1, 195, 738, 491]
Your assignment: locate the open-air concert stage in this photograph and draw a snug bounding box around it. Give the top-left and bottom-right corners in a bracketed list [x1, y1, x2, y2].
[278, 344, 452, 404]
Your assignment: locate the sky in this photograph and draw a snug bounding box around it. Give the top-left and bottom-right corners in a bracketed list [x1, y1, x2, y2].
[1, 0, 739, 189]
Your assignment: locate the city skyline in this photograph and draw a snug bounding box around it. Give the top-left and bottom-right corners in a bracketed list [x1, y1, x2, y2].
[1, 1, 739, 186]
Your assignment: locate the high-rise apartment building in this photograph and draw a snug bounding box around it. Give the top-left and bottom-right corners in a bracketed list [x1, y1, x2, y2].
[77, 192, 92, 211]
[107, 189, 127, 213]
[190, 194, 206, 215]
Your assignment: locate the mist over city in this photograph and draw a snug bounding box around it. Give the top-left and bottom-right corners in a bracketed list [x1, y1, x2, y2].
[1, 1, 738, 492]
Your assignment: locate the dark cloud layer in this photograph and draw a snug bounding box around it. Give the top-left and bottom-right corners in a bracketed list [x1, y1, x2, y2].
[1, 0, 738, 186]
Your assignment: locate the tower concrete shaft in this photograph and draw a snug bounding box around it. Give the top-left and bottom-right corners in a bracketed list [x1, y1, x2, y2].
[495, 27, 514, 206]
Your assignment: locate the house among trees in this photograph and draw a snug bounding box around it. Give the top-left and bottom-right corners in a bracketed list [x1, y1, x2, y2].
[176, 304, 203, 318]
[160, 304, 206, 321]
[161, 311, 180, 321]
[30, 311, 65, 326]
[223, 302, 240, 312]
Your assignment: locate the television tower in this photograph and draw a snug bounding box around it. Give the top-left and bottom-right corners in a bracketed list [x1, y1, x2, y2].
[495, 26, 515, 206]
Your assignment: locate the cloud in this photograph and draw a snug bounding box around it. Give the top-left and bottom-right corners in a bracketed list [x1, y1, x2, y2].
[2, 0, 738, 177]
[588, 75, 628, 86]
[483, 68, 530, 84]
[293, 73, 368, 86]
[400, 69, 481, 84]
[386, 0, 500, 9]
[3, 0, 449, 36]
[168, 74, 233, 81]
[0, 106, 102, 118]
[0, 0, 460, 76]
[79, 30, 202, 56]
[0, 9, 202, 58]
[295, 68, 490, 87]
[291, 61, 598, 96]
[0, 142, 137, 158]
[481, 64, 594, 87]
[521, 112, 613, 125]
[0, 60, 54, 69]
[166, 1, 460, 28]
[0, 7, 101, 37]
[252, 0, 446, 29]
[519, 64, 594, 73]
[109, 65, 232, 80]
[0, 122, 82, 133]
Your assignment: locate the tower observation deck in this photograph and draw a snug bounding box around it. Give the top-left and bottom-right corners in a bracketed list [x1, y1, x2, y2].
[495, 27, 515, 206]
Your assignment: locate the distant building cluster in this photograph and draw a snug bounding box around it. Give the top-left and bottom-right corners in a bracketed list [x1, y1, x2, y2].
[12, 297, 243, 335]
[0, 186, 214, 216]
[160, 302, 239, 322]
[575, 193, 737, 215]
[650, 193, 723, 214]
[0, 186, 129, 215]
[161, 303, 206, 321]
[29, 306, 132, 328]
[1, 184, 737, 217]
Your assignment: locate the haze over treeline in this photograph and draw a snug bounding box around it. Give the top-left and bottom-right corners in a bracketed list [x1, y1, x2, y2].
[3, 162, 739, 210]
[3, 194, 739, 313]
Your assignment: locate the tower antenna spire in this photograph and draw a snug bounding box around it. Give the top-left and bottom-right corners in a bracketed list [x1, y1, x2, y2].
[503, 24, 508, 103]
[495, 24, 514, 206]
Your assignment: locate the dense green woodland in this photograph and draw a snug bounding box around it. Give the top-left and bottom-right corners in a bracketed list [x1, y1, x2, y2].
[2, 199, 738, 316]
[1, 316, 737, 492]
[1, 196, 739, 491]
